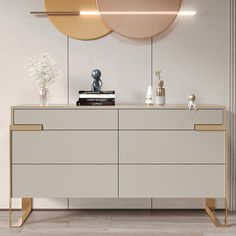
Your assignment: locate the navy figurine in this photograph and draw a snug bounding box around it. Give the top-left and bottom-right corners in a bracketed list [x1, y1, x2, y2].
[91, 69, 103, 92]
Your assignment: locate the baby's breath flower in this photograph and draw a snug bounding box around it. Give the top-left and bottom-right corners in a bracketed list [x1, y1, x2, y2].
[26, 53, 62, 87]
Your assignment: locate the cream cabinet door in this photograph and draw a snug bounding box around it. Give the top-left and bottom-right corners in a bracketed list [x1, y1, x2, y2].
[12, 165, 118, 198]
[119, 131, 225, 164]
[119, 165, 225, 198]
[13, 109, 118, 130]
[119, 109, 224, 130]
[12, 131, 118, 164]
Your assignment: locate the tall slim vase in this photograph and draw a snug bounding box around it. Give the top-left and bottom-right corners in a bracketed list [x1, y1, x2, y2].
[39, 86, 49, 106]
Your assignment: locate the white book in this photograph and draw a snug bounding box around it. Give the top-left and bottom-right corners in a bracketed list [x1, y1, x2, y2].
[79, 94, 115, 99]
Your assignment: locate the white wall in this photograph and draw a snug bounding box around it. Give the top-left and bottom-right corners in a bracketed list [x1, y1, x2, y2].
[0, 0, 229, 209]
[153, 0, 229, 106]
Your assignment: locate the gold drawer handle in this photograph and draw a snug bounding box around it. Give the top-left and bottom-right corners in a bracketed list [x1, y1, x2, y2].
[194, 124, 226, 131]
[10, 125, 43, 131]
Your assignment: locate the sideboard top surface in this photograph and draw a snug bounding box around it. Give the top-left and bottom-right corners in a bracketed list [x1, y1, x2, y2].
[11, 104, 226, 110]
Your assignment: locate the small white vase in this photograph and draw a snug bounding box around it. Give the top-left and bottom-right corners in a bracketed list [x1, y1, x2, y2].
[39, 86, 49, 106]
[156, 96, 165, 106]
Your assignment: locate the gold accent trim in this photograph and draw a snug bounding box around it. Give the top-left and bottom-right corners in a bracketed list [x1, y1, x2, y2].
[10, 125, 43, 131]
[9, 124, 41, 227]
[195, 109, 227, 131]
[30, 11, 80, 16]
[197, 110, 229, 227]
[205, 198, 228, 228]
[9, 198, 32, 228]
[194, 124, 226, 131]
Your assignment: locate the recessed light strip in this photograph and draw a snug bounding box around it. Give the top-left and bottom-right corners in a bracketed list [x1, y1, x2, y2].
[30, 11, 196, 16]
[80, 11, 197, 16]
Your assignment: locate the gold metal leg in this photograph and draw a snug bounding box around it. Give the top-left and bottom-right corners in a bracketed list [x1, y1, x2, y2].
[9, 198, 32, 228]
[205, 198, 228, 227]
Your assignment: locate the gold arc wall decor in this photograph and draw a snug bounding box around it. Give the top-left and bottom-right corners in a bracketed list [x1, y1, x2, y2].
[96, 0, 182, 39]
[36, 0, 195, 40]
[44, 0, 112, 40]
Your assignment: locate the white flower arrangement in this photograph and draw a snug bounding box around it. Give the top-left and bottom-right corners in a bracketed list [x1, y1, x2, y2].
[155, 70, 161, 81]
[26, 53, 62, 87]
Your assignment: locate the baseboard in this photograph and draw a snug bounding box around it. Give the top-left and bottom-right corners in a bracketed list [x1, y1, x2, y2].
[1, 198, 226, 210]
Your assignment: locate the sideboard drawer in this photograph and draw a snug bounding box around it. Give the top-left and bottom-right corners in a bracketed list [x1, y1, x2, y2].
[119, 110, 223, 130]
[12, 165, 118, 198]
[120, 131, 225, 164]
[12, 131, 118, 164]
[119, 165, 225, 198]
[13, 110, 118, 130]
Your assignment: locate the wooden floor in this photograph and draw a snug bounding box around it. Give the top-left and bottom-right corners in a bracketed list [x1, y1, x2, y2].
[1, 210, 236, 236]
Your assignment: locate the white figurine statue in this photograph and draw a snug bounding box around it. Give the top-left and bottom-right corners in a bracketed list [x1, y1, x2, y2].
[188, 94, 197, 111]
[145, 86, 153, 106]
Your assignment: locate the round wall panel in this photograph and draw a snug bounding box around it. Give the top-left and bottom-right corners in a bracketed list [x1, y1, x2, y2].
[44, 0, 112, 40]
[96, 0, 182, 39]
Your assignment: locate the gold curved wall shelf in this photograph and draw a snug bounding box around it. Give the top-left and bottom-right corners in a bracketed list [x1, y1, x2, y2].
[44, 0, 112, 40]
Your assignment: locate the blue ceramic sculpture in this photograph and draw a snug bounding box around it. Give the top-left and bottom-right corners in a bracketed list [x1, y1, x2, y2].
[91, 69, 103, 92]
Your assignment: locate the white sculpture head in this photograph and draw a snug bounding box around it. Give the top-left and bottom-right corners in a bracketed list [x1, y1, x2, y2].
[188, 94, 196, 102]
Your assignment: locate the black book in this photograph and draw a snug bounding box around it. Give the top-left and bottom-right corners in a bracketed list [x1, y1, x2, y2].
[79, 98, 115, 103]
[77, 101, 115, 106]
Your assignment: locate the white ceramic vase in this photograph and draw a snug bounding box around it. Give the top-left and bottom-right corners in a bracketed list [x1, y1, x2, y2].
[39, 86, 49, 106]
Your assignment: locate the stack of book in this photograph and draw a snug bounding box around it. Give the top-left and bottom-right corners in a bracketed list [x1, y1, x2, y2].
[77, 91, 115, 106]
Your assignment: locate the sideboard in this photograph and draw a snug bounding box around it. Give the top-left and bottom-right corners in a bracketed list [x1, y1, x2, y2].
[9, 105, 228, 227]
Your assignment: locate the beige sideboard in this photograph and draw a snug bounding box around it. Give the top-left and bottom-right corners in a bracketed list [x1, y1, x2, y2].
[9, 105, 228, 227]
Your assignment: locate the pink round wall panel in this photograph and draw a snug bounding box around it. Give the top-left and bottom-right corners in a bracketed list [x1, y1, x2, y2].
[96, 0, 182, 39]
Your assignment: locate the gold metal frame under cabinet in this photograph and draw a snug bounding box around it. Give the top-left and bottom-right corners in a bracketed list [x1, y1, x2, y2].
[195, 115, 229, 227]
[205, 198, 228, 228]
[9, 125, 43, 227]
